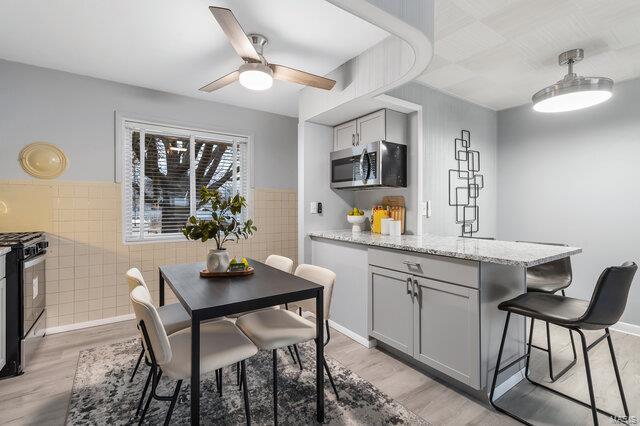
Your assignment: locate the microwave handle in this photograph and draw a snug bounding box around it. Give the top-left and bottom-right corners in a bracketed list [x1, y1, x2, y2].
[359, 148, 370, 182]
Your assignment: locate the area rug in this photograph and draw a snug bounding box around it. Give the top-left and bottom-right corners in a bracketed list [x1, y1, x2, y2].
[67, 337, 428, 425]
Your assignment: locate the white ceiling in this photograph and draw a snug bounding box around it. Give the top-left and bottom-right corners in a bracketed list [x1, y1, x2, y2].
[0, 0, 388, 117]
[417, 0, 640, 111]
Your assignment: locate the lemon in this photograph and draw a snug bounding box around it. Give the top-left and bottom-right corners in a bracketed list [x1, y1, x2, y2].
[230, 258, 238, 264]
[241, 257, 249, 267]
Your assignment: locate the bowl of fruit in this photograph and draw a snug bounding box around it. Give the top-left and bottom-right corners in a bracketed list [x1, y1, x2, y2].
[347, 208, 366, 233]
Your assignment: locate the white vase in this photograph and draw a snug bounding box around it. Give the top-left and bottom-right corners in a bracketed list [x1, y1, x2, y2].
[207, 249, 230, 273]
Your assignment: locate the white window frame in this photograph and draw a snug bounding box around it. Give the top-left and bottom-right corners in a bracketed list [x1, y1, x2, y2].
[116, 113, 253, 244]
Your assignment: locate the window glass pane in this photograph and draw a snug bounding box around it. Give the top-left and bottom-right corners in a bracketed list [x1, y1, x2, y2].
[143, 133, 191, 236]
[129, 131, 142, 237]
[194, 139, 237, 220]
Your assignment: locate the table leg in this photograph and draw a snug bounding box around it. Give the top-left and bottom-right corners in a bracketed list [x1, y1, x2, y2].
[191, 315, 200, 425]
[316, 289, 325, 422]
[159, 271, 165, 307]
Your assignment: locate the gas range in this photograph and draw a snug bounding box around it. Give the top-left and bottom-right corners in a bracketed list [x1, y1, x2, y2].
[0, 231, 48, 378]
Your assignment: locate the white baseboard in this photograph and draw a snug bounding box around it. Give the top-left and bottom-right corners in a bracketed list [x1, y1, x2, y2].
[46, 314, 135, 335]
[327, 319, 376, 348]
[611, 321, 640, 337]
[492, 368, 525, 400]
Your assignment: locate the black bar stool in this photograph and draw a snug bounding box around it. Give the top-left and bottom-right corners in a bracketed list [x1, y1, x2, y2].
[519, 241, 578, 382]
[490, 261, 637, 425]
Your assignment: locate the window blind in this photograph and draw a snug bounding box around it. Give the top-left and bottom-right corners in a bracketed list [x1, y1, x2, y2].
[122, 121, 249, 243]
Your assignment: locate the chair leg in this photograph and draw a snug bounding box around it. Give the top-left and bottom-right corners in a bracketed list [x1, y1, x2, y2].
[605, 329, 630, 418]
[164, 380, 182, 426]
[216, 368, 223, 397]
[136, 366, 153, 417]
[322, 356, 339, 400]
[131, 348, 144, 382]
[272, 349, 278, 425]
[578, 330, 599, 425]
[139, 368, 162, 424]
[241, 360, 251, 425]
[237, 362, 241, 388]
[489, 312, 511, 407]
[286, 345, 297, 364]
[293, 344, 303, 371]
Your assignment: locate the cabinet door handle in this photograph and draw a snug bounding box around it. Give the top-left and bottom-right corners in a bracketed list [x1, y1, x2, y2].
[413, 279, 421, 305]
[406, 277, 412, 295]
[352, 134, 355, 146]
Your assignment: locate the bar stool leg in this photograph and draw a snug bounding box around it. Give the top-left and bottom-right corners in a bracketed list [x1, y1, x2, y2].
[605, 329, 629, 418]
[578, 330, 599, 425]
[489, 312, 511, 406]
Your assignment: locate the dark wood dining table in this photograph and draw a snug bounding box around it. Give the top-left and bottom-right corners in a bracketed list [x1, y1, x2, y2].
[159, 259, 325, 425]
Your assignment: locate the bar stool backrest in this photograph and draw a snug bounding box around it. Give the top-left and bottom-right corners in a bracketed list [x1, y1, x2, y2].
[126, 267, 149, 293]
[294, 264, 336, 320]
[130, 285, 173, 365]
[580, 262, 637, 329]
[265, 255, 294, 274]
[518, 241, 572, 287]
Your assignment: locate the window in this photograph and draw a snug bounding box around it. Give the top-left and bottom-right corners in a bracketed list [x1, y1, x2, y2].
[122, 120, 250, 243]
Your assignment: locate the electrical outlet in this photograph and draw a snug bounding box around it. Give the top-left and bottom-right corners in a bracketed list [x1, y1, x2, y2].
[420, 201, 432, 218]
[427, 200, 432, 218]
[309, 202, 318, 214]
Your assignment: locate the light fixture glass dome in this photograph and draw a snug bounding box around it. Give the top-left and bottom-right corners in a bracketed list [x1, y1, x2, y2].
[238, 62, 273, 91]
[532, 49, 613, 113]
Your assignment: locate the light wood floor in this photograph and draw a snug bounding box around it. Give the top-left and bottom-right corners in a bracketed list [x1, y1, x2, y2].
[0, 319, 638, 425]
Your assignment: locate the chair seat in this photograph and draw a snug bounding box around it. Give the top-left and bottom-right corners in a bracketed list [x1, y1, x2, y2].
[235, 309, 316, 350]
[526, 277, 571, 294]
[158, 303, 191, 335]
[499, 293, 589, 327]
[162, 320, 258, 380]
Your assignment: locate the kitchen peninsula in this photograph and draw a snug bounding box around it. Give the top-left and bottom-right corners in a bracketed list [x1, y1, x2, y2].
[308, 230, 581, 398]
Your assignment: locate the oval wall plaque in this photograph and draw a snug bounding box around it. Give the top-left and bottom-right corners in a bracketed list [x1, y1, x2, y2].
[19, 142, 68, 179]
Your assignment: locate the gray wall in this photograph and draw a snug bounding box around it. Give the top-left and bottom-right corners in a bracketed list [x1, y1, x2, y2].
[497, 77, 640, 326]
[0, 59, 298, 188]
[298, 121, 354, 262]
[389, 82, 498, 238]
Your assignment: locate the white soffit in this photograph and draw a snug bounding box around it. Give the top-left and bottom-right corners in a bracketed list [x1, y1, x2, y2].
[416, 0, 640, 111]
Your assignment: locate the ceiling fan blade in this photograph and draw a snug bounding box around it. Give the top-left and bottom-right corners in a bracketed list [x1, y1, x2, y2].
[269, 64, 336, 90]
[209, 7, 260, 62]
[199, 70, 239, 92]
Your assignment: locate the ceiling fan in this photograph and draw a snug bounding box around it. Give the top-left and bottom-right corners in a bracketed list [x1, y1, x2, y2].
[200, 7, 336, 93]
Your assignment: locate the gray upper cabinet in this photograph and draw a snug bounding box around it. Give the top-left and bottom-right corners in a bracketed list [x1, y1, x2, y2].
[368, 266, 413, 355]
[334, 109, 407, 151]
[413, 277, 480, 388]
[333, 119, 357, 151]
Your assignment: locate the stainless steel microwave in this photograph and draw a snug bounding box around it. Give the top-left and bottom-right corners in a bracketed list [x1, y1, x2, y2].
[330, 141, 407, 189]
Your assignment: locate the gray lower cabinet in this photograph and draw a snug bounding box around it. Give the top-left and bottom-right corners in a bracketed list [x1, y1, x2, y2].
[413, 277, 480, 388]
[369, 266, 413, 355]
[368, 265, 481, 389]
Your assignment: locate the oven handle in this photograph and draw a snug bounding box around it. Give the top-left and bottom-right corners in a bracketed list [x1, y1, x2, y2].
[24, 253, 46, 269]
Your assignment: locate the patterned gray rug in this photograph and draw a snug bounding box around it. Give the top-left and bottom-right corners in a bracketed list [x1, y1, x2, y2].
[67, 337, 428, 425]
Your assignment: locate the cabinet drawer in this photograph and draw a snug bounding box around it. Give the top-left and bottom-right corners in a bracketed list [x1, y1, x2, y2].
[368, 248, 478, 288]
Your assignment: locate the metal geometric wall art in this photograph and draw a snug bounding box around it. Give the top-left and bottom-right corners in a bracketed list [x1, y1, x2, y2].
[448, 130, 484, 237]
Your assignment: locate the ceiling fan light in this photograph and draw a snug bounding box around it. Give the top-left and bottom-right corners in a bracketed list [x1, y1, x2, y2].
[238, 62, 273, 91]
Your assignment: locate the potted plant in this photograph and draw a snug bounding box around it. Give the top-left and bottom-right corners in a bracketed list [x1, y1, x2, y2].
[182, 186, 257, 272]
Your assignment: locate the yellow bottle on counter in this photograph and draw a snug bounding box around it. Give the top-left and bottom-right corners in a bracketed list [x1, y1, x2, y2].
[372, 207, 389, 234]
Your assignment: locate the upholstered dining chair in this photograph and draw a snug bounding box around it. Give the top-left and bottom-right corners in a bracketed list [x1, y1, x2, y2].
[235, 264, 338, 424]
[126, 268, 191, 383]
[130, 285, 258, 425]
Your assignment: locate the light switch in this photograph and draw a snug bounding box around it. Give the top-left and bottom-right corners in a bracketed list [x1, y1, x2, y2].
[309, 202, 318, 214]
[420, 201, 432, 218]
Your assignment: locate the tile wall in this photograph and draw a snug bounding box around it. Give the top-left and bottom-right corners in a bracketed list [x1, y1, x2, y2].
[0, 180, 297, 328]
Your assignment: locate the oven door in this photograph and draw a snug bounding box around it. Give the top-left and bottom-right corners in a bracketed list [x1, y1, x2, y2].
[330, 143, 380, 189]
[23, 253, 46, 337]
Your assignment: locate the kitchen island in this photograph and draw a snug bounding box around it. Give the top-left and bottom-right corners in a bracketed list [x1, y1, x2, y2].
[307, 230, 581, 399]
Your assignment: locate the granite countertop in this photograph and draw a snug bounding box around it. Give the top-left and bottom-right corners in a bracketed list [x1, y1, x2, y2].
[307, 230, 582, 267]
[0, 246, 10, 256]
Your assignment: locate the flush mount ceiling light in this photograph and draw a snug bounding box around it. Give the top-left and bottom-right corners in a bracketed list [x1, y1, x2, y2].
[199, 7, 335, 93]
[532, 49, 613, 113]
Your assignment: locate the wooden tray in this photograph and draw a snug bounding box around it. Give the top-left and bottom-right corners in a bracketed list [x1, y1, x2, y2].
[200, 267, 254, 278]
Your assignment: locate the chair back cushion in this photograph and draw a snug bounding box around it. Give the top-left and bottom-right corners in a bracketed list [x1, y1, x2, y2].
[520, 242, 572, 288]
[130, 285, 172, 365]
[126, 267, 149, 294]
[265, 255, 294, 274]
[581, 262, 637, 328]
[294, 264, 336, 320]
